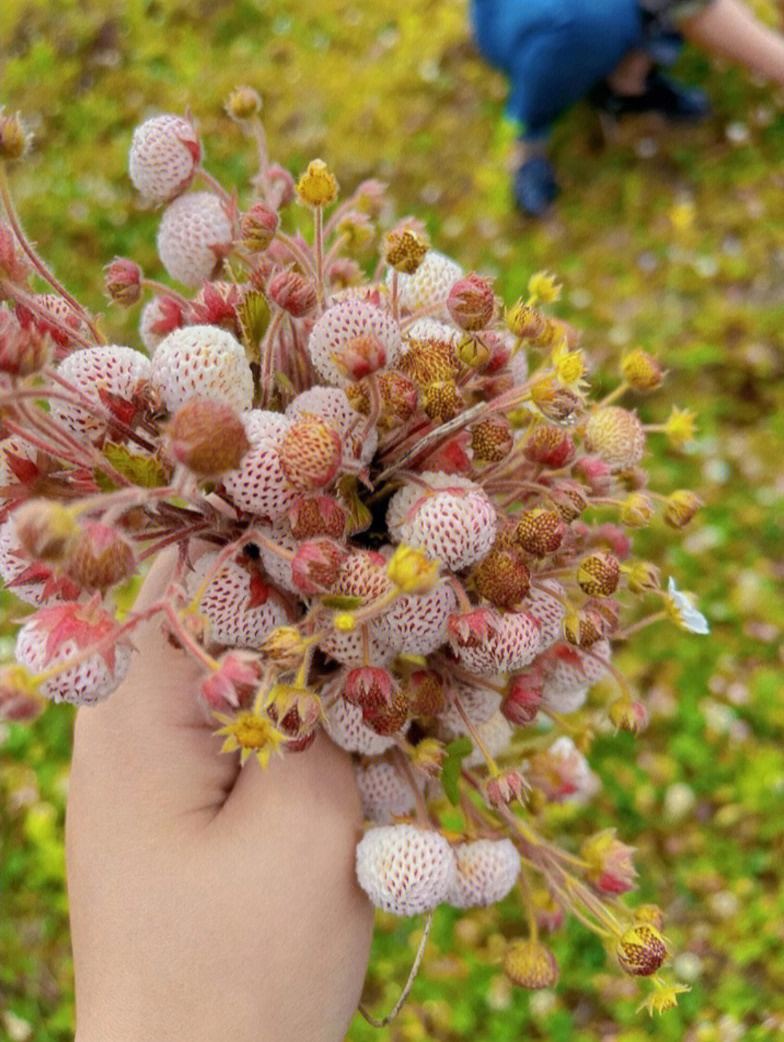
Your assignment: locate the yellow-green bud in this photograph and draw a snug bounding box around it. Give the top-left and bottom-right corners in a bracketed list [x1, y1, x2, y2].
[621, 492, 653, 528]
[621, 348, 664, 392]
[624, 561, 661, 594]
[225, 86, 262, 121]
[0, 112, 29, 161]
[503, 940, 559, 989]
[297, 159, 338, 208]
[663, 490, 701, 529]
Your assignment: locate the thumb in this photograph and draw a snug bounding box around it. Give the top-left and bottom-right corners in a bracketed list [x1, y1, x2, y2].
[70, 547, 241, 821]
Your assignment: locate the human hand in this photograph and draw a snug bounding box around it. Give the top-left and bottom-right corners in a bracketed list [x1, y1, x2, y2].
[65, 550, 374, 1042]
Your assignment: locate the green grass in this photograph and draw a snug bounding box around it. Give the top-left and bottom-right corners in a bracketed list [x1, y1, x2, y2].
[2, 1, 784, 1038]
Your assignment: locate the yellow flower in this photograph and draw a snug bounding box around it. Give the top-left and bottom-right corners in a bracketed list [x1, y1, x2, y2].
[387, 544, 440, 594]
[214, 711, 286, 768]
[669, 198, 696, 233]
[637, 982, 691, 1016]
[527, 270, 561, 304]
[551, 340, 588, 392]
[333, 612, 356, 632]
[663, 406, 697, 449]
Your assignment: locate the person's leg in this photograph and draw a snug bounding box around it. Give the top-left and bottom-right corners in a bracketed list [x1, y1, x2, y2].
[504, 0, 644, 214]
[511, 136, 559, 218]
[606, 49, 656, 95]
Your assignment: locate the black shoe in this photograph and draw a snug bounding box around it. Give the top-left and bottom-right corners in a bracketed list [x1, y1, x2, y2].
[513, 157, 559, 217]
[590, 69, 711, 123]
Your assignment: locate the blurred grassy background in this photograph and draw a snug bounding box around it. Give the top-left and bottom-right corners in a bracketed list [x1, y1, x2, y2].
[2, 1, 784, 1039]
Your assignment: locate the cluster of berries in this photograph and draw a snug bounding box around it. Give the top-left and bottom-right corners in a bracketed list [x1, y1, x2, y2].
[0, 98, 706, 1014]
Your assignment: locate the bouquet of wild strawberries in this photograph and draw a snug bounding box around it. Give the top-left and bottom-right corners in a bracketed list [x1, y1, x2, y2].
[0, 93, 707, 1018]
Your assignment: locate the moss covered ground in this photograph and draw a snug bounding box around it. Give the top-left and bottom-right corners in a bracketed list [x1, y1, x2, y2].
[1, 1, 784, 1039]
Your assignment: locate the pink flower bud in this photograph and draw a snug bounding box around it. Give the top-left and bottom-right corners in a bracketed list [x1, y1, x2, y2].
[268, 270, 318, 317]
[266, 164, 295, 209]
[105, 258, 142, 306]
[503, 671, 543, 726]
[528, 738, 596, 803]
[200, 650, 262, 711]
[485, 768, 527, 807]
[0, 306, 52, 375]
[482, 330, 512, 374]
[413, 430, 472, 475]
[354, 178, 387, 218]
[240, 202, 279, 252]
[581, 829, 637, 895]
[0, 224, 29, 283]
[594, 523, 631, 559]
[0, 664, 44, 722]
[447, 273, 495, 330]
[343, 666, 396, 717]
[574, 455, 612, 495]
[290, 538, 347, 594]
[187, 281, 244, 330]
[332, 333, 387, 380]
[447, 607, 498, 649]
[524, 425, 575, 468]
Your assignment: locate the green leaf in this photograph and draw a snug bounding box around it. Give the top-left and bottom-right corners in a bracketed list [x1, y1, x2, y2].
[101, 442, 170, 488]
[320, 593, 363, 610]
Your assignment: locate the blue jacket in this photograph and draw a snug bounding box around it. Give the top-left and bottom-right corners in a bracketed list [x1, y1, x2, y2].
[471, 0, 644, 136]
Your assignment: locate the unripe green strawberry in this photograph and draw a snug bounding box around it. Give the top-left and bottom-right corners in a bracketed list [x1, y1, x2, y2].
[577, 551, 620, 597]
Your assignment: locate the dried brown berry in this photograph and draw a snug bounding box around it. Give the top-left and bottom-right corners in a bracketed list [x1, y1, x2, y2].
[523, 425, 575, 468]
[473, 547, 531, 609]
[384, 227, 429, 274]
[422, 379, 464, 422]
[405, 669, 446, 717]
[577, 551, 620, 597]
[514, 509, 565, 556]
[616, 924, 667, 976]
[398, 337, 460, 387]
[471, 416, 513, 463]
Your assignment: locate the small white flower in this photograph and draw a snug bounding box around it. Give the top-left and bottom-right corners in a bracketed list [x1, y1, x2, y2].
[665, 577, 709, 634]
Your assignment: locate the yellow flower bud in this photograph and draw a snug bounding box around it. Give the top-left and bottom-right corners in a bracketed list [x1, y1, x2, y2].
[503, 940, 559, 989]
[621, 348, 664, 392]
[624, 561, 661, 594]
[621, 492, 653, 528]
[663, 490, 701, 529]
[333, 612, 356, 632]
[505, 299, 546, 340]
[0, 111, 30, 161]
[225, 86, 262, 121]
[297, 159, 338, 208]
